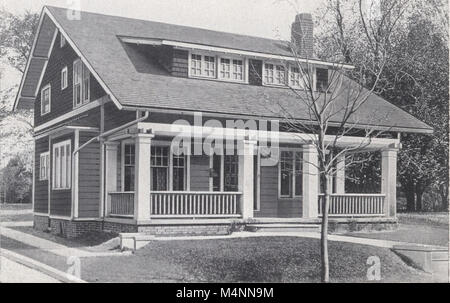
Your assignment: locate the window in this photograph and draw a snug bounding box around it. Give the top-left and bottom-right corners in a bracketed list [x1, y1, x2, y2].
[279, 150, 302, 198]
[124, 144, 135, 191]
[204, 56, 215, 77]
[289, 66, 302, 88]
[60, 34, 66, 47]
[264, 63, 286, 85]
[191, 54, 202, 76]
[151, 146, 169, 191]
[224, 155, 239, 192]
[39, 152, 50, 181]
[41, 84, 51, 115]
[220, 58, 231, 79]
[190, 54, 216, 78]
[316, 68, 329, 92]
[52, 140, 71, 190]
[232, 60, 243, 80]
[61, 67, 68, 90]
[210, 154, 239, 192]
[73, 59, 90, 108]
[172, 153, 187, 191]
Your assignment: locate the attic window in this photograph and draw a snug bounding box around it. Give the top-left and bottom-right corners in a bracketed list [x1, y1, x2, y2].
[264, 63, 286, 85]
[41, 84, 51, 115]
[316, 68, 329, 92]
[60, 34, 66, 48]
[73, 59, 90, 108]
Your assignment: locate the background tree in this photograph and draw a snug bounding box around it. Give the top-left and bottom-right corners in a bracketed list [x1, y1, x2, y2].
[0, 9, 38, 202]
[315, 0, 449, 212]
[0, 153, 32, 204]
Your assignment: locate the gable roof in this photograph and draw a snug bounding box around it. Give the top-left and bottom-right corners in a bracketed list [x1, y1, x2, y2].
[15, 6, 433, 134]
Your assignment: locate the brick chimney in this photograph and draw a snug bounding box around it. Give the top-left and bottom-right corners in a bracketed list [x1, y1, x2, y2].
[291, 13, 314, 58]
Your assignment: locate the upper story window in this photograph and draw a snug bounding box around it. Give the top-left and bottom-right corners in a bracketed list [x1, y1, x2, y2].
[264, 63, 286, 86]
[73, 59, 90, 108]
[219, 58, 244, 81]
[41, 84, 51, 115]
[61, 66, 68, 90]
[290, 66, 302, 87]
[190, 54, 216, 78]
[316, 68, 329, 92]
[53, 140, 71, 190]
[60, 34, 66, 48]
[39, 152, 50, 181]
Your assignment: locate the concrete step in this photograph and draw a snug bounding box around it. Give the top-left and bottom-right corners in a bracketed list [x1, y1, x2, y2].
[245, 223, 320, 233]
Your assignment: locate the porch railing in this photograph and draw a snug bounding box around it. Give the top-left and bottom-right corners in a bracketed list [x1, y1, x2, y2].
[318, 194, 385, 216]
[150, 191, 241, 218]
[109, 192, 134, 217]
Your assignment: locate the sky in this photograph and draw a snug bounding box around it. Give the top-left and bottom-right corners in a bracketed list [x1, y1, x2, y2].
[0, 0, 323, 94]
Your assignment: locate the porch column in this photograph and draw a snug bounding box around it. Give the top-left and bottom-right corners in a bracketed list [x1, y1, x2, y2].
[105, 142, 119, 216]
[335, 153, 346, 194]
[302, 144, 319, 218]
[134, 131, 154, 223]
[238, 140, 256, 219]
[381, 148, 398, 218]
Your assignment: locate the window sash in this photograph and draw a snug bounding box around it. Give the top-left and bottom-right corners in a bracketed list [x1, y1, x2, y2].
[73, 59, 90, 107]
[53, 141, 71, 190]
[60, 35, 66, 47]
[61, 67, 68, 90]
[279, 150, 302, 198]
[39, 153, 49, 181]
[41, 86, 51, 115]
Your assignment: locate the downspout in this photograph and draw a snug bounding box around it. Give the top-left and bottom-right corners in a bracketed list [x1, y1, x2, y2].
[70, 111, 150, 220]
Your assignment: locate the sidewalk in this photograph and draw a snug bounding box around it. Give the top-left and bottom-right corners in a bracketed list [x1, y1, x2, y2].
[0, 255, 60, 283]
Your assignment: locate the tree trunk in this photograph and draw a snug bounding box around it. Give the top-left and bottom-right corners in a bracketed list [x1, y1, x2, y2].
[415, 187, 424, 212]
[321, 173, 330, 283]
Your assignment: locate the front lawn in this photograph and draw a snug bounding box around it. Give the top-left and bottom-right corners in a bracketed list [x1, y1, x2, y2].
[0, 203, 32, 211]
[80, 236, 431, 283]
[398, 212, 449, 227]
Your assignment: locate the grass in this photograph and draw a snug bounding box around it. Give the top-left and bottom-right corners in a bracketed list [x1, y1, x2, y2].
[0, 213, 33, 222]
[0, 203, 32, 211]
[398, 212, 449, 227]
[79, 237, 431, 283]
[9, 226, 118, 250]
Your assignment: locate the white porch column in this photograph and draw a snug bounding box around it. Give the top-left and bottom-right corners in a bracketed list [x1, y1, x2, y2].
[381, 148, 398, 218]
[238, 140, 256, 219]
[302, 144, 319, 218]
[335, 153, 346, 194]
[105, 142, 119, 217]
[134, 132, 154, 223]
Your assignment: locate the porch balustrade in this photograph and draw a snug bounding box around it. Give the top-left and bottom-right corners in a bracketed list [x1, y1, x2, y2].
[108, 191, 241, 218]
[318, 194, 385, 216]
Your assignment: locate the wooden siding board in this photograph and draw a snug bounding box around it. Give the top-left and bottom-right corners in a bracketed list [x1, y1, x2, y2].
[34, 137, 49, 213]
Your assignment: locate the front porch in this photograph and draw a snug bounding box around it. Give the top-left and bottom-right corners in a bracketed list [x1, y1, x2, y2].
[101, 122, 399, 229]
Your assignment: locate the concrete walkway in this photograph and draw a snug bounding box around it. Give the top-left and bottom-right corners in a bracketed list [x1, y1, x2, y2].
[0, 209, 32, 216]
[0, 255, 60, 283]
[153, 230, 445, 249]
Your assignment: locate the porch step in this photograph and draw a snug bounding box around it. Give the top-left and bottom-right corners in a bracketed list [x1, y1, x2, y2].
[245, 223, 320, 233]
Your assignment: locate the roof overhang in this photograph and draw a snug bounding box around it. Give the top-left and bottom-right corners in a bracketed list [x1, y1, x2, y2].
[119, 36, 355, 70]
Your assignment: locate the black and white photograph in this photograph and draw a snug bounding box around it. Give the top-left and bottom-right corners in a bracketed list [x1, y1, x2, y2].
[0, 0, 448, 287]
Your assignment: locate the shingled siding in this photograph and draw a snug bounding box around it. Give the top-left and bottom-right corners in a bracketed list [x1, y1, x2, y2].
[50, 133, 73, 217]
[171, 49, 189, 77]
[255, 165, 303, 218]
[34, 31, 106, 128]
[34, 137, 49, 214]
[78, 131, 101, 218]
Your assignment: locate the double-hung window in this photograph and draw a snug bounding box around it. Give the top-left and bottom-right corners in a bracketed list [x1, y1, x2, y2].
[190, 54, 216, 78]
[73, 59, 90, 108]
[53, 140, 71, 190]
[264, 63, 286, 85]
[151, 146, 169, 191]
[211, 154, 239, 192]
[172, 152, 187, 191]
[61, 67, 68, 90]
[60, 35, 66, 47]
[39, 152, 50, 181]
[279, 150, 302, 198]
[41, 84, 51, 115]
[123, 144, 135, 191]
[220, 58, 231, 79]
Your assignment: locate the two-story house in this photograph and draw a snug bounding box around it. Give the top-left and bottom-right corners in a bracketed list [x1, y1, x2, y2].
[14, 6, 432, 237]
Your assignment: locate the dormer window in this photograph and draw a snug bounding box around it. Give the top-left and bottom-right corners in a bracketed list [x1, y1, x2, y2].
[290, 66, 301, 87]
[264, 63, 286, 85]
[220, 58, 243, 81]
[190, 54, 215, 78]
